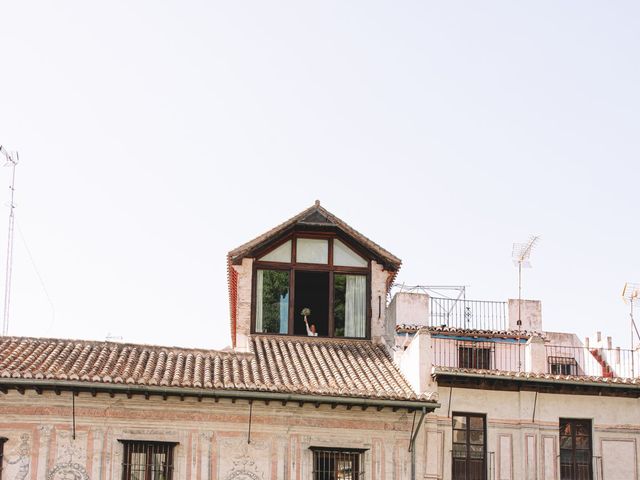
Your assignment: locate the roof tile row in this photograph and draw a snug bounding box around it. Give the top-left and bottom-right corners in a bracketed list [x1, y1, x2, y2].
[0, 336, 436, 402]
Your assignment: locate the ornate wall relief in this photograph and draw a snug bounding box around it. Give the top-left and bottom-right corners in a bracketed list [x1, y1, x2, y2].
[46, 431, 90, 480]
[3, 433, 31, 480]
[218, 438, 268, 480]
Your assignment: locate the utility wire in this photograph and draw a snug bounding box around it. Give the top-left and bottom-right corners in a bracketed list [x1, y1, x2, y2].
[16, 220, 56, 333]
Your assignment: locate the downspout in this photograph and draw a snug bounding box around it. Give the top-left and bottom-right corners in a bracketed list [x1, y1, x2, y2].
[409, 406, 427, 480]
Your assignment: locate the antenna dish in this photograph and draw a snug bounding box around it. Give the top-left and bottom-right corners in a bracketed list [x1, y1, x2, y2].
[512, 235, 540, 267]
[622, 283, 640, 304]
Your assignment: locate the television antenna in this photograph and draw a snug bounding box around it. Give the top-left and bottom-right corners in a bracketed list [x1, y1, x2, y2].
[622, 283, 640, 351]
[0, 146, 18, 337]
[512, 235, 540, 329]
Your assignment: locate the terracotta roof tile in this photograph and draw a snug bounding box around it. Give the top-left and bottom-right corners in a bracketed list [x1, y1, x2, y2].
[0, 336, 436, 402]
[432, 366, 640, 386]
[396, 324, 544, 339]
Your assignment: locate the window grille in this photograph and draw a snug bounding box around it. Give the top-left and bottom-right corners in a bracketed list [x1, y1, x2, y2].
[120, 440, 176, 480]
[458, 342, 493, 370]
[310, 447, 366, 480]
[548, 356, 578, 376]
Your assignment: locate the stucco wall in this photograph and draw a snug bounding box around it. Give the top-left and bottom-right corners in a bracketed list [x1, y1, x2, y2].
[0, 390, 420, 480]
[424, 387, 640, 480]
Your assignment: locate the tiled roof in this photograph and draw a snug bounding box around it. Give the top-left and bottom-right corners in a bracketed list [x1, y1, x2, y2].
[432, 366, 640, 386]
[227, 201, 401, 271]
[396, 324, 543, 339]
[0, 336, 436, 403]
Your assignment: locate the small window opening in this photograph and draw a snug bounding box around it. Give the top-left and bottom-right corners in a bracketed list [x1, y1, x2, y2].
[458, 343, 492, 369]
[548, 356, 578, 376]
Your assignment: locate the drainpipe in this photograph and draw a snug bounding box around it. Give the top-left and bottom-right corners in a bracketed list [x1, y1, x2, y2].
[409, 406, 427, 480]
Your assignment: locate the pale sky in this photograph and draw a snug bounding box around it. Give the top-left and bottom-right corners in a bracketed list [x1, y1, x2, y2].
[0, 1, 639, 350]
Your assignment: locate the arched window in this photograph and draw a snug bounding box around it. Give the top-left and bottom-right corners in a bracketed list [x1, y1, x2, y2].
[252, 234, 370, 339]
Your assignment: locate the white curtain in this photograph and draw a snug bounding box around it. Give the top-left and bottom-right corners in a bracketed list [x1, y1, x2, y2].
[256, 270, 264, 332]
[345, 275, 366, 337]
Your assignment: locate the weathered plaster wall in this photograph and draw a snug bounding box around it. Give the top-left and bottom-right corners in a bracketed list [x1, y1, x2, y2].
[424, 387, 640, 480]
[508, 299, 542, 331]
[0, 390, 421, 480]
[233, 257, 254, 352]
[371, 260, 394, 344]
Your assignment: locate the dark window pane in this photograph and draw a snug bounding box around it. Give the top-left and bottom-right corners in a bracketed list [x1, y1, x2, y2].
[453, 430, 467, 443]
[452, 416, 467, 430]
[470, 431, 484, 445]
[469, 445, 484, 459]
[469, 417, 484, 430]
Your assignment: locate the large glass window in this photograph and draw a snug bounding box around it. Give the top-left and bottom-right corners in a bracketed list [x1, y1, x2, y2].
[120, 441, 176, 480]
[253, 235, 369, 338]
[452, 413, 486, 480]
[560, 419, 592, 480]
[255, 270, 290, 334]
[334, 274, 366, 337]
[258, 240, 292, 263]
[296, 238, 329, 264]
[334, 239, 367, 267]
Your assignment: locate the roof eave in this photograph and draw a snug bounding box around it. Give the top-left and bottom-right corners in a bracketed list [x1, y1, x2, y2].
[0, 378, 439, 411]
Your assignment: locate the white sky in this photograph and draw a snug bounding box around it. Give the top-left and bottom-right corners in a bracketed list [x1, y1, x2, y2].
[0, 1, 639, 350]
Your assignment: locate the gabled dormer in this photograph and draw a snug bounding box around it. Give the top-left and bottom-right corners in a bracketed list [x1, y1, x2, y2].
[227, 201, 401, 350]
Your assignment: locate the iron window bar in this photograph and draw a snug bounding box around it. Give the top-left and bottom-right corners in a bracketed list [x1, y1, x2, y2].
[119, 440, 178, 480]
[309, 447, 367, 480]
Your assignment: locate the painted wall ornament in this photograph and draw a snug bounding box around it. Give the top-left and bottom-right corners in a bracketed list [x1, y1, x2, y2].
[46, 463, 90, 480]
[4, 433, 30, 480]
[224, 453, 264, 480]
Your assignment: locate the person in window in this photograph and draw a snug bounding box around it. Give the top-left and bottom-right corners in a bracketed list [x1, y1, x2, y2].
[301, 308, 318, 336]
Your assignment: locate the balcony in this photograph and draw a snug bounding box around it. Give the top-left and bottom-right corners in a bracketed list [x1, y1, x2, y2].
[428, 297, 508, 331]
[431, 335, 640, 381]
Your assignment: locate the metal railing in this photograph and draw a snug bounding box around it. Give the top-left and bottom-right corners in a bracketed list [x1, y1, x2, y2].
[433, 337, 527, 372]
[546, 345, 637, 379]
[429, 297, 508, 331]
[432, 338, 639, 379]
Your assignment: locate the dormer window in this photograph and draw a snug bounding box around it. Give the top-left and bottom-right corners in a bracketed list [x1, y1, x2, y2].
[253, 234, 369, 339]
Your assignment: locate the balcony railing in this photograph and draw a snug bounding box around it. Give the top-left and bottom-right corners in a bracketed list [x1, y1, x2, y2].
[429, 297, 508, 331]
[546, 345, 637, 379]
[432, 337, 639, 379]
[433, 337, 528, 372]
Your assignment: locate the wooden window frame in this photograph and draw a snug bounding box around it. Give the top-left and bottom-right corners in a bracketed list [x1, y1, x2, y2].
[251, 232, 372, 340]
[451, 412, 487, 480]
[119, 440, 177, 480]
[559, 418, 593, 480]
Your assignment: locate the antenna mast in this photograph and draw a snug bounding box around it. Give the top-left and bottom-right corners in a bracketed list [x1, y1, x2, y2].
[0, 146, 18, 336]
[622, 283, 640, 353]
[512, 235, 540, 329]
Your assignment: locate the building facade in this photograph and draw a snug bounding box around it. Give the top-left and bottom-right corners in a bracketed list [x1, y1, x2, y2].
[392, 291, 640, 479]
[1, 202, 638, 479]
[0, 203, 438, 480]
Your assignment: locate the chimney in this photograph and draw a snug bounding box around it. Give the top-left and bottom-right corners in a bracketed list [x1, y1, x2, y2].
[387, 292, 430, 328]
[508, 299, 542, 331]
